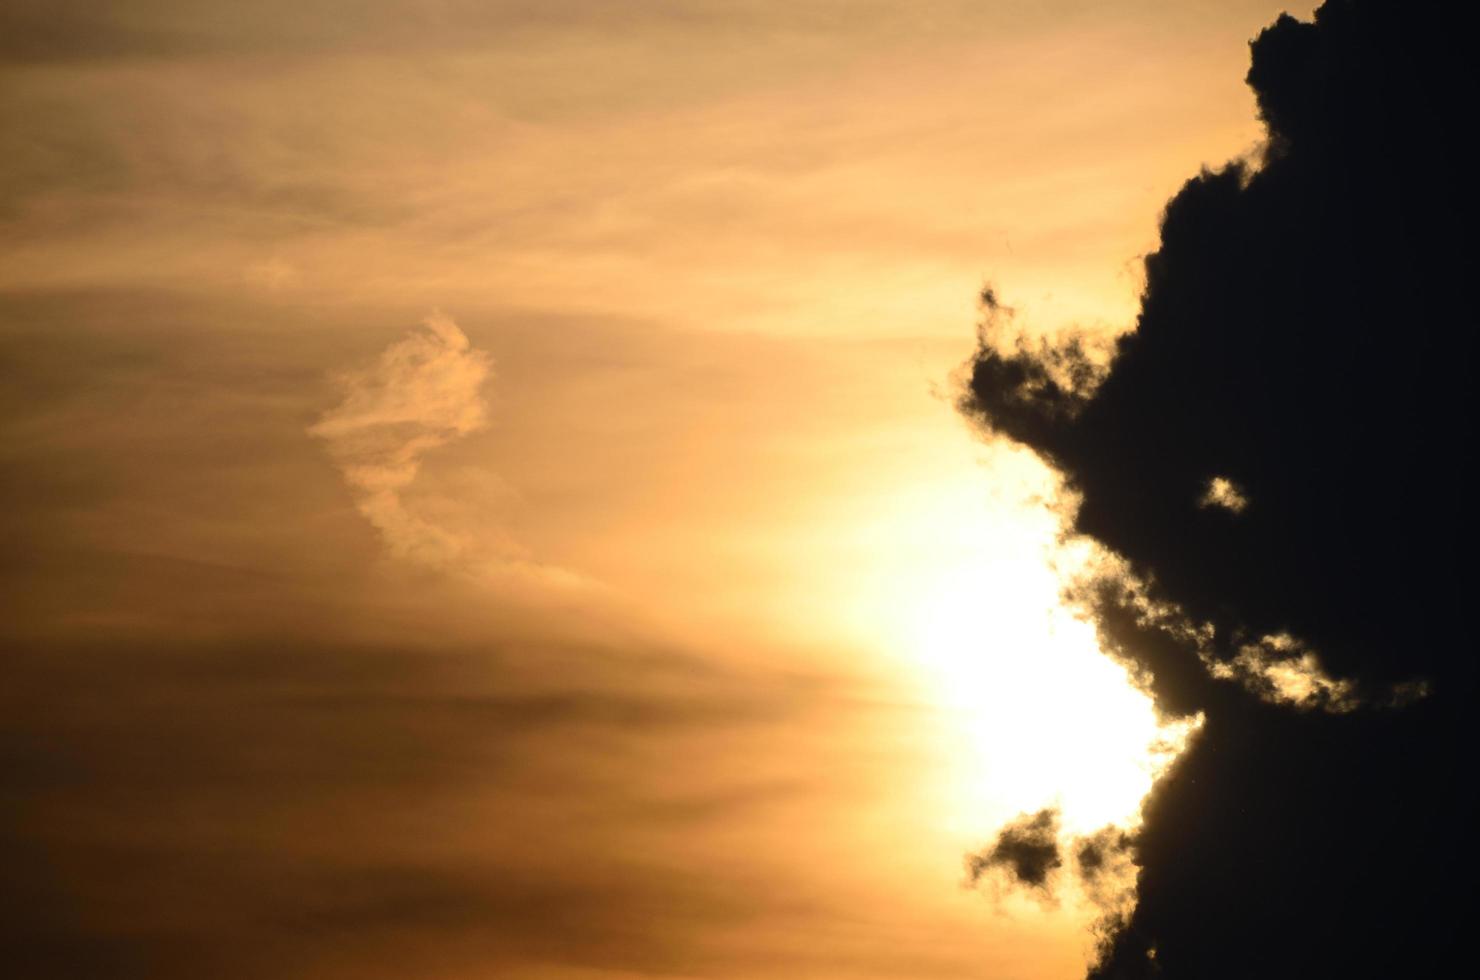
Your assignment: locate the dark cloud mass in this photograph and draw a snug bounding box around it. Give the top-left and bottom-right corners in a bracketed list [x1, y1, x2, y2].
[964, 1, 1478, 976]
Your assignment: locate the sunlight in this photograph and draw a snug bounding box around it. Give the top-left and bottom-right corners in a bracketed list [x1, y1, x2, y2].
[906, 553, 1186, 835]
[839, 440, 1190, 839]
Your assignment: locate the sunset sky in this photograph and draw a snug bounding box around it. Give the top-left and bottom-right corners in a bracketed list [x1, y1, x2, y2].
[3, 3, 1321, 978]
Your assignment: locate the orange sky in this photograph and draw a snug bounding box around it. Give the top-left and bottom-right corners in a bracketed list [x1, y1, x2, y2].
[1, 3, 1308, 978]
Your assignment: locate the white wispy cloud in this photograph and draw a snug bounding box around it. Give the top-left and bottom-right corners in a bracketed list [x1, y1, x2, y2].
[310, 312, 492, 567]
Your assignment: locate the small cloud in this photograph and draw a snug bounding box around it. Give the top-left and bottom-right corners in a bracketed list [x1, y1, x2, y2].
[309, 312, 492, 567]
[1198, 476, 1248, 513]
[1382, 678, 1431, 709]
[1209, 634, 1358, 712]
[968, 808, 1146, 925]
[967, 807, 1063, 892]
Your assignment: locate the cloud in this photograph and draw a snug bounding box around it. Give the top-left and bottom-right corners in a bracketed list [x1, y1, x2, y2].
[967, 808, 1138, 947]
[310, 313, 493, 567]
[966, 807, 1063, 892]
[961, 1, 1478, 975]
[1072, 827, 1134, 912]
[1196, 475, 1246, 514]
[1206, 634, 1359, 712]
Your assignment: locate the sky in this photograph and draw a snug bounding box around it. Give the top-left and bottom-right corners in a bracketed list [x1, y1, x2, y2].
[0, 3, 1329, 979]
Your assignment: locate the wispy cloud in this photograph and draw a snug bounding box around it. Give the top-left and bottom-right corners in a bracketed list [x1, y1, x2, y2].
[310, 312, 492, 567]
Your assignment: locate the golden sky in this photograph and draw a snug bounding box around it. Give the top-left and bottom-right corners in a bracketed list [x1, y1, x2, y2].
[1, 2, 1307, 978]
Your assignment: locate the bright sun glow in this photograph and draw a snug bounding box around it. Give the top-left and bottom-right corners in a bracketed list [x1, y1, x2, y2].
[836, 437, 1192, 839]
[905, 552, 1188, 836]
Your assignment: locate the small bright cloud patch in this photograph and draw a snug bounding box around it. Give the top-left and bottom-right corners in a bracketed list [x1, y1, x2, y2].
[1198, 476, 1247, 513]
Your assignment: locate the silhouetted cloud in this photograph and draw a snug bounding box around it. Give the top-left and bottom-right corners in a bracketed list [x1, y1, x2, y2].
[966, 807, 1062, 891]
[962, 1, 1478, 975]
[1072, 827, 1132, 904]
[968, 808, 1139, 948]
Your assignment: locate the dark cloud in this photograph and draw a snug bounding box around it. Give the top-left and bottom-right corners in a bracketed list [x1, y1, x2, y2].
[966, 807, 1063, 891]
[1073, 827, 1131, 892]
[962, 0, 1478, 975]
[1072, 825, 1138, 957]
[968, 809, 1139, 949]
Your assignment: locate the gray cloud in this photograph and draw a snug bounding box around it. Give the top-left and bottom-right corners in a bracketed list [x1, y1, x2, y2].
[966, 807, 1063, 892]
